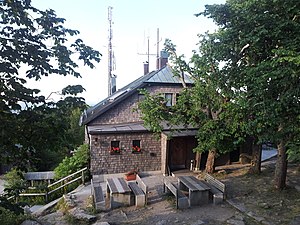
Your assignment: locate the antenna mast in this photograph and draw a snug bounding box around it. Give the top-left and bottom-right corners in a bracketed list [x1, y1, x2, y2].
[108, 6, 116, 96]
[138, 28, 162, 69]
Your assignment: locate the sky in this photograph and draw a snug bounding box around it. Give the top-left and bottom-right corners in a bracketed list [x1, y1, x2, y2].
[30, 0, 226, 106]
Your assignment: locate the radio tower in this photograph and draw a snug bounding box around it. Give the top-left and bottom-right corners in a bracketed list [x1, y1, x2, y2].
[108, 6, 116, 96]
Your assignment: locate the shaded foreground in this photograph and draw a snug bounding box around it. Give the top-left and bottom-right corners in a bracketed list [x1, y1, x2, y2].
[38, 158, 300, 225]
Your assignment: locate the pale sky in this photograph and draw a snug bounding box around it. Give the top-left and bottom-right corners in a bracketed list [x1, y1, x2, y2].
[29, 0, 225, 106]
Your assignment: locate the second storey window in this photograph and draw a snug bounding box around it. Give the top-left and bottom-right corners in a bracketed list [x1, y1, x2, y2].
[165, 93, 173, 106]
[138, 94, 145, 102]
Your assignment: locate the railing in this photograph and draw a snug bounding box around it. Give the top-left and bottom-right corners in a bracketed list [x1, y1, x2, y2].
[15, 167, 88, 203]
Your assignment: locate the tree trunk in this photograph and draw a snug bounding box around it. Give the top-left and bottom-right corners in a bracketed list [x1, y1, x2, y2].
[274, 140, 288, 190]
[205, 148, 216, 173]
[248, 139, 262, 174]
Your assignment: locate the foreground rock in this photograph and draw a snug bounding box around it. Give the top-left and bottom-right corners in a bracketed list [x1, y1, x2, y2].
[38, 211, 67, 225]
[21, 220, 42, 225]
[92, 222, 111, 225]
[69, 207, 97, 223]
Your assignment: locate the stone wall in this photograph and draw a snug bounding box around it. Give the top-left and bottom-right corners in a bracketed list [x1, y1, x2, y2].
[90, 132, 161, 175]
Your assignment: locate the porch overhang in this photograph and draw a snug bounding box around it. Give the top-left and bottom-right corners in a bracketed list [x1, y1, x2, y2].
[162, 129, 198, 137]
[88, 122, 149, 134]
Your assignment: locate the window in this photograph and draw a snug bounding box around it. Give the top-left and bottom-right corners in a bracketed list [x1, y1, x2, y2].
[175, 93, 180, 103]
[165, 93, 173, 106]
[111, 141, 120, 148]
[110, 141, 120, 154]
[132, 140, 141, 153]
[138, 94, 145, 102]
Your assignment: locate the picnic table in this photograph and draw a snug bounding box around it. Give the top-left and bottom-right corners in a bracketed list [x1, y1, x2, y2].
[106, 177, 131, 209]
[178, 175, 211, 206]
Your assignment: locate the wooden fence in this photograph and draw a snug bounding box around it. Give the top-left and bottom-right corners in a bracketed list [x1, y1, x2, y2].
[16, 167, 88, 202]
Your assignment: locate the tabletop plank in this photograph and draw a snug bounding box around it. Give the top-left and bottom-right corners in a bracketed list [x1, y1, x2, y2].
[107, 177, 131, 194]
[107, 178, 118, 193]
[188, 176, 211, 190]
[178, 176, 210, 191]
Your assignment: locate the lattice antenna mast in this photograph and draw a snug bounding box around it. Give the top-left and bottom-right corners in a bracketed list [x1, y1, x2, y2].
[108, 6, 116, 96]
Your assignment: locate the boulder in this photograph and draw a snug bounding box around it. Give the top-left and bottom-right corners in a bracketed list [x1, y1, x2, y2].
[69, 207, 97, 223]
[20, 220, 42, 225]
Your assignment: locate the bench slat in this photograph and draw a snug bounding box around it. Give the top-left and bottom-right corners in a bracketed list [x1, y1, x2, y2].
[165, 179, 178, 195]
[136, 174, 148, 205]
[204, 174, 225, 192]
[128, 181, 146, 207]
[163, 177, 189, 209]
[204, 173, 226, 204]
[136, 174, 147, 194]
[128, 182, 144, 196]
[94, 186, 104, 202]
[91, 179, 105, 210]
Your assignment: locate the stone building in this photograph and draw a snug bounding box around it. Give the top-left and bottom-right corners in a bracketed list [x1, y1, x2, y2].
[80, 59, 244, 177]
[80, 56, 204, 175]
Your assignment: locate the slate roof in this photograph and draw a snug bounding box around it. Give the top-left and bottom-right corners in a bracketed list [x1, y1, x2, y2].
[87, 121, 198, 134]
[80, 65, 193, 126]
[87, 122, 147, 134]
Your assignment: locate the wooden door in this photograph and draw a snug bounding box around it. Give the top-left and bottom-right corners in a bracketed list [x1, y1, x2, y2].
[168, 136, 197, 171]
[169, 137, 187, 170]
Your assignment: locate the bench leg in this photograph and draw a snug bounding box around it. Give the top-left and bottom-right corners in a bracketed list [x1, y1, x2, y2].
[177, 197, 189, 209]
[213, 194, 223, 204]
[135, 195, 146, 207]
[189, 190, 209, 206]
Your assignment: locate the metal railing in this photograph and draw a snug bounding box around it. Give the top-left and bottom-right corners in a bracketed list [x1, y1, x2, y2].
[9, 167, 88, 203]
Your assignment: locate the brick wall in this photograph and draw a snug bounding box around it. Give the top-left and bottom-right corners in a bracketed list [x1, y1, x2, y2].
[90, 85, 183, 125]
[88, 84, 184, 175]
[90, 132, 161, 175]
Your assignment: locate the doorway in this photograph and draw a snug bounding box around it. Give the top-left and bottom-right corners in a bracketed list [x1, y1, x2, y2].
[168, 136, 197, 172]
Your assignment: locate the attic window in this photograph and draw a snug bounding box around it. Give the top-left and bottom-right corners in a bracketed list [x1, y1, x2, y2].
[138, 94, 145, 102]
[109, 90, 127, 102]
[175, 93, 180, 104]
[165, 93, 173, 106]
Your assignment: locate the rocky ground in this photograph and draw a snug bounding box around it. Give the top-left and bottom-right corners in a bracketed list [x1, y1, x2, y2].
[34, 158, 300, 225]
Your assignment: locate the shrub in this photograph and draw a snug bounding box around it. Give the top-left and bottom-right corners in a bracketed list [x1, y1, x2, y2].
[54, 144, 89, 179]
[3, 168, 27, 199]
[0, 206, 27, 225]
[287, 142, 300, 162]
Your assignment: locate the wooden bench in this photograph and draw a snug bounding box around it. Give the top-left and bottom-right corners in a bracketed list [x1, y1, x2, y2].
[163, 176, 189, 209]
[204, 173, 226, 204]
[91, 179, 105, 210]
[128, 174, 148, 207]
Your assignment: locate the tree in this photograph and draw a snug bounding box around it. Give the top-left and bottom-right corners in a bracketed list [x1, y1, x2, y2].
[199, 0, 300, 189]
[139, 39, 238, 173]
[139, 0, 300, 183]
[0, 0, 100, 170]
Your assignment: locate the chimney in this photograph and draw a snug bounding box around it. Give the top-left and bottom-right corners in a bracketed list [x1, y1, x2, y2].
[143, 61, 149, 75]
[157, 50, 168, 69]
